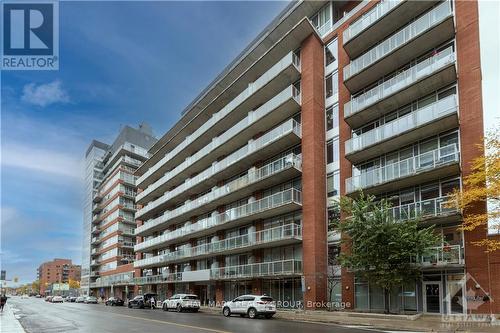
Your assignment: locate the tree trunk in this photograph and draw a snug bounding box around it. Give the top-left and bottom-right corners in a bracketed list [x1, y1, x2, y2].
[384, 288, 390, 314]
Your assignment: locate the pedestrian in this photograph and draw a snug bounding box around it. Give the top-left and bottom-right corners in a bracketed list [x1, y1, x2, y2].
[0, 294, 7, 312]
[150, 296, 155, 309]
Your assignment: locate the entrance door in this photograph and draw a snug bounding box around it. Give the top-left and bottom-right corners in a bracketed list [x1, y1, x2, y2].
[423, 282, 442, 314]
[447, 281, 465, 315]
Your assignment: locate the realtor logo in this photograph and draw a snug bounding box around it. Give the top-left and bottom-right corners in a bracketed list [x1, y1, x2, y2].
[2, 1, 59, 70]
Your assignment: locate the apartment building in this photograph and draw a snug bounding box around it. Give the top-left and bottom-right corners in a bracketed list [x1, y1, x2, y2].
[133, 0, 499, 315]
[81, 124, 157, 299]
[37, 259, 81, 295]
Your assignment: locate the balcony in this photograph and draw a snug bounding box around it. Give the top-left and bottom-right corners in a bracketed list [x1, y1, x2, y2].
[91, 236, 101, 245]
[136, 155, 301, 237]
[91, 226, 101, 235]
[137, 52, 301, 189]
[90, 259, 100, 267]
[134, 224, 302, 269]
[344, 46, 456, 129]
[416, 245, 464, 268]
[390, 196, 461, 226]
[136, 119, 302, 221]
[134, 259, 302, 285]
[137, 85, 301, 205]
[343, 0, 439, 58]
[344, 1, 454, 92]
[345, 94, 458, 164]
[346, 144, 460, 196]
[136, 187, 302, 238]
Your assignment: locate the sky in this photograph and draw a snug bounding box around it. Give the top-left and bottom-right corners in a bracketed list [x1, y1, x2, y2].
[0, 0, 289, 285]
[1, 1, 499, 286]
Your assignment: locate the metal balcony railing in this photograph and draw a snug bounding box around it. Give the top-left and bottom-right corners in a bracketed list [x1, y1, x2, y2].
[417, 245, 464, 266]
[343, 0, 404, 44]
[390, 196, 460, 221]
[134, 154, 302, 251]
[136, 119, 302, 221]
[136, 186, 302, 237]
[134, 224, 301, 268]
[346, 144, 460, 193]
[345, 94, 457, 154]
[137, 52, 301, 186]
[344, 1, 452, 80]
[344, 46, 456, 118]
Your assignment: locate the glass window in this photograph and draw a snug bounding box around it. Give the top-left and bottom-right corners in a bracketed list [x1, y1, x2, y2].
[355, 283, 369, 310]
[326, 137, 339, 165]
[326, 104, 339, 131]
[326, 40, 338, 69]
[441, 179, 460, 195]
[327, 171, 340, 197]
[325, 72, 338, 98]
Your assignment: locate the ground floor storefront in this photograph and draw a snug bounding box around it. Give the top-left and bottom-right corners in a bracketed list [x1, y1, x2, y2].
[90, 285, 134, 301]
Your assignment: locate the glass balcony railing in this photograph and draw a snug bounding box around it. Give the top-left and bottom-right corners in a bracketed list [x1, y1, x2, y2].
[343, 0, 404, 44]
[138, 52, 301, 187]
[417, 245, 464, 266]
[135, 154, 302, 251]
[345, 94, 457, 154]
[136, 186, 302, 237]
[345, 46, 456, 118]
[346, 144, 460, 193]
[134, 259, 302, 285]
[134, 224, 302, 268]
[136, 118, 302, 219]
[137, 86, 301, 205]
[344, 1, 452, 80]
[390, 196, 460, 221]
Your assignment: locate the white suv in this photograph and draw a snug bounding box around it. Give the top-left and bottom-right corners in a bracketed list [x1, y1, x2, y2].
[222, 295, 276, 319]
[162, 294, 200, 312]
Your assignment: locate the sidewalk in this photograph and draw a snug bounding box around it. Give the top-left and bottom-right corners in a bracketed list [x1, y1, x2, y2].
[0, 303, 26, 333]
[199, 306, 500, 332]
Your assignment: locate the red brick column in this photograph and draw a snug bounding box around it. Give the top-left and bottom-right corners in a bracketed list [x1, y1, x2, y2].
[455, 0, 492, 314]
[215, 281, 224, 305]
[300, 33, 328, 309]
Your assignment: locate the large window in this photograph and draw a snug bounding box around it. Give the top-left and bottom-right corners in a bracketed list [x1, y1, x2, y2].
[327, 171, 340, 197]
[325, 72, 338, 99]
[326, 104, 339, 131]
[326, 137, 339, 164]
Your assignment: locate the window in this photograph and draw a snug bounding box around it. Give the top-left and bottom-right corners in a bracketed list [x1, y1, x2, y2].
[325, 40, 338, 69]
[327, 171, 340, 197]
[325, 72, 338, 98]
[326, 104, 339, 131]
[326, 137, 339, 164]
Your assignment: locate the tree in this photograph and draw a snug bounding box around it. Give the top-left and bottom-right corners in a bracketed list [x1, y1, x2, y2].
[448, 129, 500, 252]
[336, 193, 440, 313]
[68, 279, 80, 290]
[31, 280, 40, 294]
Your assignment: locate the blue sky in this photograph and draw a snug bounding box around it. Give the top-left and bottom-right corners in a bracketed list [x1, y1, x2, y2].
[1, 0, 289, 284]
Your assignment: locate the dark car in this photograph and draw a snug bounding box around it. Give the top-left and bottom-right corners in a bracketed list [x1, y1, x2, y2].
[128, 293, 157, 309]
[105, 297, 124, 306]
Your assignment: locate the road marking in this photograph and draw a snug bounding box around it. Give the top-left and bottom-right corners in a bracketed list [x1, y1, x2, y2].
[111, 312, 232, 333]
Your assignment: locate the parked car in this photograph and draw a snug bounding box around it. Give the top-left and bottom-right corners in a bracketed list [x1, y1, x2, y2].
[85, 296, 98, 304]
[222, 295, 276, 319]
[69, 296, 77, 302]
[75, 296, 86, 303]
[21, 294, 29, 299]
[105, 297, 124, 306]
[128, 293, 157, 309]
[162, 294, 200, 312]
[52, 296, 64, 303]
[35, 295, 42, 298]
[45, 296, 53, 302]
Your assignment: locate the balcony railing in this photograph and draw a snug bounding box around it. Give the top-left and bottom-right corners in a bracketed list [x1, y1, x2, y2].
[135, 154, 302, 251]
[390, 196, 460, 221]
[134, 259, 302, 285]
[138, 52, 301, 186]
[346, 144, 460, 193]
[134, 224, 302, 268]
[417, 245, 464, 266]
[343, 0, 404, 44]
[136, 186, 302, 237]
[137, 86, 301, 205]
[136, 119, 302, 219]
[344, 1, 452, 80]
[345, 94, 457, 154]
[344, 46, 456, 118]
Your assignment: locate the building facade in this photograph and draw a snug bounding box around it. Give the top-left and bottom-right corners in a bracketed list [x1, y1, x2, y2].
[38, 259, 81, 295]
[81, 124, 157, 299]
[132, 0, 498, 315]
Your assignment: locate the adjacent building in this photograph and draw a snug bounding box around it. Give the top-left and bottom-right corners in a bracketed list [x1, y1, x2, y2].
[37, 259, 81, 295]
[86, 0, 496, 315]
[81, 124, 157, 299]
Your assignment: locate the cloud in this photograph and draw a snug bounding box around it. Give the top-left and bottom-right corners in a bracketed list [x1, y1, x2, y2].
[21, 80, 70, 107]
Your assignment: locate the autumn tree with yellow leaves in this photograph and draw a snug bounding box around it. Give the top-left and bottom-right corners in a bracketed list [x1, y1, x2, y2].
[450, 129, 500, 252]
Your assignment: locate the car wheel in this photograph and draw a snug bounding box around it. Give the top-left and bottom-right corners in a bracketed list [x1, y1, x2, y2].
[248, 308, 257, 319]
[162, 304, 168, 311]
[176, 304, 182, 313]
[265, 314, 274, 319]
[128, 303, 132, 308]
[222, 307, 231, 317]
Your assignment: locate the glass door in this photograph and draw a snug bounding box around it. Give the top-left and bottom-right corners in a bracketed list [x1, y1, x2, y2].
[423, 281, 442, 314]
[447, 280, 465, 315]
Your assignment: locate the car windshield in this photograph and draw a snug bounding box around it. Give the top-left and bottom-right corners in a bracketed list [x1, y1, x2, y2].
[260, 297, 274, 302]
[183, 296, 198, 300]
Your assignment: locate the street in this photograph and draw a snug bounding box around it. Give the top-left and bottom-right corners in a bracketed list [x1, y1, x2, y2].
[8, 297, 385, 333]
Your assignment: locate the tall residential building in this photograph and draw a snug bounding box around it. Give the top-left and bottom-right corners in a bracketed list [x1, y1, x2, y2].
[37, 259, 81, 295]
[81, 124, 157, 298]
[132, 0, 499, 315]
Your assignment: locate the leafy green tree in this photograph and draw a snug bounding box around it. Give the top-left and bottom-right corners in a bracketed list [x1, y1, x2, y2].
[336, 193, 440, 313]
